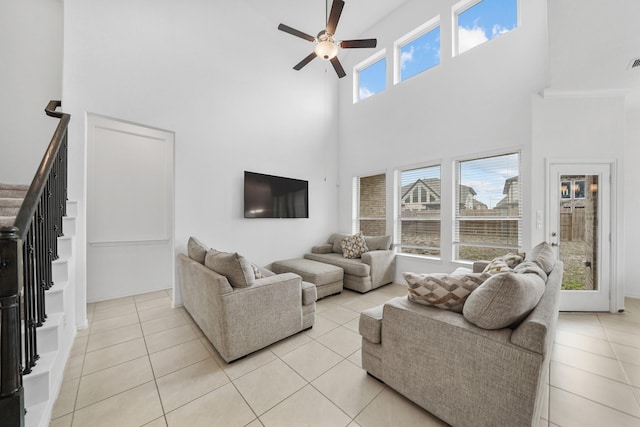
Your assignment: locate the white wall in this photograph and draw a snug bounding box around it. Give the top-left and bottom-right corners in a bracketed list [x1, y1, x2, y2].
[624, 111, 640, 298]
[336, 0, 549, 275]
[63, 0, 340, 306]
[0, 0, 63, 184]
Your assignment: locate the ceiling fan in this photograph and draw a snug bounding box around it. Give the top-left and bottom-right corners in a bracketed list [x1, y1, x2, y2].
[277, 0, 377, 78]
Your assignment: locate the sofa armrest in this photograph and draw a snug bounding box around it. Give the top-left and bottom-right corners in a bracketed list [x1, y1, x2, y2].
[473, 261, 489, 273]
[360, 305, 384, 344]
[361, 250, 395, 287]
[311, 244, 333, 254]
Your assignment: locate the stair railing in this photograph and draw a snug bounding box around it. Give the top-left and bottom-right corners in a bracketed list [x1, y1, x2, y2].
[0, 100, 70, 427]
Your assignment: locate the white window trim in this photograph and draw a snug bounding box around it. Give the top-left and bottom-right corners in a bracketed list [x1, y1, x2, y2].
[451, 0, 520, 57]
[393, 15, 440, 85]
[353, 49, 387, 104]
[353, 172, 387, 234]
[452, 150, 522, 261]
[395, 162, 442, 258]
[451, 0, 483, 57]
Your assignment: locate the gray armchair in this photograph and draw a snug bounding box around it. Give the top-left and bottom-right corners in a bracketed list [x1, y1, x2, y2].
[178, 244, 316, 362]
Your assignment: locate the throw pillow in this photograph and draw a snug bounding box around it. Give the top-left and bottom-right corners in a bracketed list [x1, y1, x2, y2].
[483, 252, 525, 275]
[204, 249, 255, 288]
[251, 264, 265, 280]
[187, 237, 208, 264]
[482, 258, 512, 275]
[513, 261, 547, 282]
[525, 242, 556, 274]
[330, 233, 351, 253]
[403, 271, 490, 313]
[462, 271, 546, 329]
[341, 232, 369, 259]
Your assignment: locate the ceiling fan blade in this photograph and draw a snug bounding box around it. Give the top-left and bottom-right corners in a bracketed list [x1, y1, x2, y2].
[293, 52, 317, 70]
[340, 39, 378, 49]
[326, 0, 345, 35]
[330, 56, 346, 78]
[278, 23, 315, 42]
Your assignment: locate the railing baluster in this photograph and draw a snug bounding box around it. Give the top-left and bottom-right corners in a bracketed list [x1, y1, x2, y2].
[0, 101, 69, 425]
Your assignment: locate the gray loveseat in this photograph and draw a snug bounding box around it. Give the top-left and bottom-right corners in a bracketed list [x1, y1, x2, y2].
[304, 233, 395, 293]
[178, 238, 316, 362]
[359, 246, 563, 427]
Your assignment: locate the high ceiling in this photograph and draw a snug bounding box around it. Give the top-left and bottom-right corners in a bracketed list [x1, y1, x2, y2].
[246, 0, 410, 42]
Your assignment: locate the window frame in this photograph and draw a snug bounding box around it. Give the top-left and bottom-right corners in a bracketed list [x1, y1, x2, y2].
[396, 163, 442, 259]
[353, 172, 387, 236]
[393, 16, 441, 85]
[453, 151, 522, 262]
[353, 49, 387, 104]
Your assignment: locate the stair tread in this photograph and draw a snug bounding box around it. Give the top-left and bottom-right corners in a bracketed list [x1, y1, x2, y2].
[0, 183, 29, 199]
[0, 215, 16, 227]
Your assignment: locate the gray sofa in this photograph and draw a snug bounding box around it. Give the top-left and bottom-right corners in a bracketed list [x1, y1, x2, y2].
[304, 233, 395, 293]
[359, 249, 563, 427]
[178, 238, 316, 363]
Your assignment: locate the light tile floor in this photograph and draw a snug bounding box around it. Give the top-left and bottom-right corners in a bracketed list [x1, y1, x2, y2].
[50, 286, 640, 427]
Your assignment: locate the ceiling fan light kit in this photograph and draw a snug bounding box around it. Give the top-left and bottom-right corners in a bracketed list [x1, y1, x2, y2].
[278, 0, 378, 78]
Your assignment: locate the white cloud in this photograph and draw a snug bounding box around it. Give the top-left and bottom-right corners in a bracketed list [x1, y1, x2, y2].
[400, 46, 415, 70]
[458, 25, 488, 54]
[492, 24, 511, 37]
[359, 86, 374, 100]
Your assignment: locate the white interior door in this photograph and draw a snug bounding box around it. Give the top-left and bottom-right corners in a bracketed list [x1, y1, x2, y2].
[548, 163, 611, 311]
[87, 115, 174, 302]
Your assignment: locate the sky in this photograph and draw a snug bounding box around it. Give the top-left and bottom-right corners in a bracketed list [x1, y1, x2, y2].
[358, 0, 517, 101]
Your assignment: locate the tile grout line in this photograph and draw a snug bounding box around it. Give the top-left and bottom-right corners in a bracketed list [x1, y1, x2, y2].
[600, 315, 640, 411]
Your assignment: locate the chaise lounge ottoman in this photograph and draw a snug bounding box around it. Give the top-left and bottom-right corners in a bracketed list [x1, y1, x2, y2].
[271, 258, 343, 299]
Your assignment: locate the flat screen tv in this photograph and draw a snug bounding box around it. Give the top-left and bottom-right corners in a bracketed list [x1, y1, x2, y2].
[244, 171, 309, 218]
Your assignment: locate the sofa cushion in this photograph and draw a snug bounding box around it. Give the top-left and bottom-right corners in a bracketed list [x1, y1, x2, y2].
[330, 233, 351, 253]
[187, 237, 208, 264]
[403, 272, 490, 313]
[525, 242, 556, 274]
[463, 271, 546, 329]
[364, 235, 392, 251]
[205, 250, 255, 288]
[304, 253, 370, 277]
[341, 232, 369, 259]
[483, 253, 524, 274]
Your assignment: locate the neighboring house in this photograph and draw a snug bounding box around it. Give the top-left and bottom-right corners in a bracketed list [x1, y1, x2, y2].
[495, 176, 519, 211]
[400, 178, 441, 213]
[401, 178, 487, 216]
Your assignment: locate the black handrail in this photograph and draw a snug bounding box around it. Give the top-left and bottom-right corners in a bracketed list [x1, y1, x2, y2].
[13, 101, 70, 237]
[0, 100, 69, 427]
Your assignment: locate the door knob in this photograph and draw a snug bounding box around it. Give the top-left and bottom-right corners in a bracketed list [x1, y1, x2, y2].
[551, 242, 558, 247]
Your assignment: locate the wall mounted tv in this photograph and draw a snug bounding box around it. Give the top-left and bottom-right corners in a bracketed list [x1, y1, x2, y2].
[244, 171, 309, 218]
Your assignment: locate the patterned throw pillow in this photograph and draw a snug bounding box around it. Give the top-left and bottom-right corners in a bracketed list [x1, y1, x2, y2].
[483, 253, 525, 275]
[403, 271, 490, 313]
[251, 264, 265, 279]
[341, 232, 369, 259]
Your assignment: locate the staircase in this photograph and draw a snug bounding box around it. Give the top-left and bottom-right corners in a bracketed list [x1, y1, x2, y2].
[1, 185, 78, 427]
[0, 101, 74, 427]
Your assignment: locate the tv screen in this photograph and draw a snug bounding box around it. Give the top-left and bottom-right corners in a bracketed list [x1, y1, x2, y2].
[244, 171, 309, 218]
